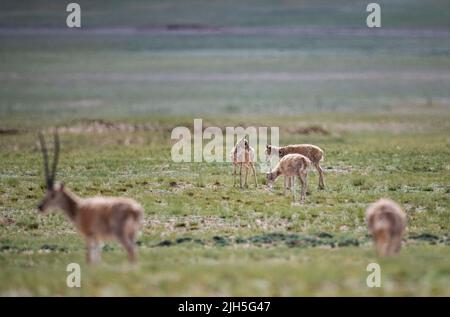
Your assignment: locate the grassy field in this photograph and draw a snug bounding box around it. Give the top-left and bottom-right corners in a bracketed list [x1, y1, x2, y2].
[0, 0, 449, 296]
[1, 114, 449, 296]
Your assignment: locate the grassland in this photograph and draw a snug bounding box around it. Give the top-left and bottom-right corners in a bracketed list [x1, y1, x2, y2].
[0, 0, 449, 296]
[1, 114, 449, 296]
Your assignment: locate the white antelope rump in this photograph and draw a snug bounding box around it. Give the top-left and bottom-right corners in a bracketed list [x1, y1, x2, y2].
[230, 137, 258, 188]
[366, 198, 407, 257]
[266, 153, 311, 203]
[37, 132, 144, 263]
[265, 144, 325, 190]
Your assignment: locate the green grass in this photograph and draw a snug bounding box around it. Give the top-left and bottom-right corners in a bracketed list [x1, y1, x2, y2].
[0, 114, 449, 296]
[0, 0, 449, 296]
[1, 245, 449, 296]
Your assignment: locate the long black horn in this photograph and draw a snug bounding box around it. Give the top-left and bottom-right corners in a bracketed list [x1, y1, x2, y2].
[50, 130, 60, 185]
[38, 132, 51, 188]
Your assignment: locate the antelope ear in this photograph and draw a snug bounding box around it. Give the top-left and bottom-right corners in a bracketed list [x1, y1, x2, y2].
[266, 144, 270, 149]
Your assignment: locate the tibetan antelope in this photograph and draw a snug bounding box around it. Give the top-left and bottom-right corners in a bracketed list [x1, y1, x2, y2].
[266, 153, 311, 203]
[37, 132, 144, 264]
[230, 137, 258, 188]
[366, 198, 407, 257]
[265, 144, 325, 190]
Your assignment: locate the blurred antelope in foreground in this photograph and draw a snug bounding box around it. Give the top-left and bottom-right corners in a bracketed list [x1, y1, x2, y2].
[366, 198, 406, 257]
[265, 144, 325, 190]
[266, 153, 311, 204]
[37, 132, 144, 263]
[230, 137, 258, 188]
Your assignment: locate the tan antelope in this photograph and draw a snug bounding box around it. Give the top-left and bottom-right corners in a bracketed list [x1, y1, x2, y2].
[366, 198, 407, 257]
[266, 153, 311, 203]
[230, 137, 258, 188]
[265, 144, 325, 190]
[37, 132, 144, 264]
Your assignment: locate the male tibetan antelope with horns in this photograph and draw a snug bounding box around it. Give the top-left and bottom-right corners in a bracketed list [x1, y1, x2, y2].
[230, 137, 258, 188]
[37, 132, 144, 263]
[366, 198, 406, 257]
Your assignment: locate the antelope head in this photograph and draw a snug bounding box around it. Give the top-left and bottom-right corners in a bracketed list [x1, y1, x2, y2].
[235, 136, 246, 148]
[37, 131, 64, 213]
[265, 144, 274, 173]
[265, 144, 272, 162]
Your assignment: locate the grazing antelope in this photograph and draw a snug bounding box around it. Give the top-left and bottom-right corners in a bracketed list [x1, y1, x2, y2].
[37, 132, 144, 264]
[266, 154, 311, 203]
[230, 137, 258, 188]
[265, 144, 325, 190]
[366, 198, 407, 257]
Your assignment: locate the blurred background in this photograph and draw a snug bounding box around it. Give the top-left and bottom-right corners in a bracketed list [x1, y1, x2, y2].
[0, 0, 449, 296]
[0, 0, 449, 127]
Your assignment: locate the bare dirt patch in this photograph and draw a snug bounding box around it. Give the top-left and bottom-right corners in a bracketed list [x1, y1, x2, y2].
[0, 128, 22, 135]
[284, 125, 330, 136]
[53, 119, 161, 134]
[53, 119, 333, 138]
[168, 182, 195, 191]
[0, 216, 15, 226]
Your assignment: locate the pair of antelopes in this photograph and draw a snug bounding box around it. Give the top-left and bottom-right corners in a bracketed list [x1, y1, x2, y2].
[231, 137, 325, 204]
[37, 132, 406, 264]
[230, 137, 406, 257]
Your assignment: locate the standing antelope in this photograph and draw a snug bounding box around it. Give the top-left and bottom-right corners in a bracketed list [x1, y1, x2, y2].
[366, 198, 407, 257]
[230, 137, 258, 188]
[37, 132, 144, 263]
[266, 154, 311, 203]
[265, 144, 325, 190]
